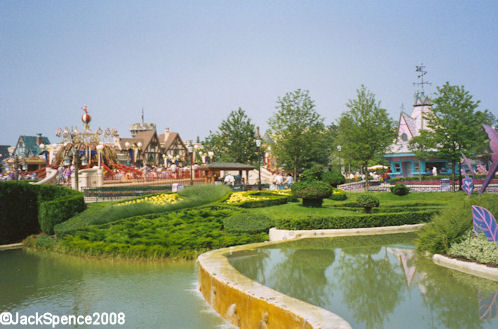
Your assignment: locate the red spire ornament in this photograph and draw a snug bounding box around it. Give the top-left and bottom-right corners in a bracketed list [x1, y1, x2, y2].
[81, 105, 91, 131]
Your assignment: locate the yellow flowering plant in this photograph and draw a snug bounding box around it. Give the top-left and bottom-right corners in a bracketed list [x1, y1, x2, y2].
[118, 193, 181, 207]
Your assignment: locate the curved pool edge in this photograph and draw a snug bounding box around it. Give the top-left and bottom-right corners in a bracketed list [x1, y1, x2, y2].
[269, 223, 426, 241]
[0, 242, 23, 251]
[432, 254, 498, 282]
[197, 241, 352, 329]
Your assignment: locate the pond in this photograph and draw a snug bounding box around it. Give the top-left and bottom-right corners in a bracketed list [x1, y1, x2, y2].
[228, 233, 498, 329]
[0, 249, 232, 329]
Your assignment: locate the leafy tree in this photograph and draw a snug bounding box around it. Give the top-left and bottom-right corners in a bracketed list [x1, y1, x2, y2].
[422, 82, 496, 191]
[408, 130, 433, 181]
[336, 85, 396, 191]
[267, 89, 328, 178]
[203, 108, 258, 164]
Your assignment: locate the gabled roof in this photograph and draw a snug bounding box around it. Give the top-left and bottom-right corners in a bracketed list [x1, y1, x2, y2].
[14, 136, 50, 157]
[159, 131, 186, 150]
[134, 130, 158, 150]
[401, 112, 418, 138]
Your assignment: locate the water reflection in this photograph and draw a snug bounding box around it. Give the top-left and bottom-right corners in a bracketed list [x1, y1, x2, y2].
[0, 250, 231, 329]
[228, 233, 498, 329]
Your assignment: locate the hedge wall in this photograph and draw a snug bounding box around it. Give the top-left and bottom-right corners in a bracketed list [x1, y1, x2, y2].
[0, 182, 85, 243]
[275, 210, 437, 230]
[0, 182, 40, 244]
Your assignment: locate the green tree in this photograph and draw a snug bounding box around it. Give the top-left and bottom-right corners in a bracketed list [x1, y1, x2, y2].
[267, 89, 328, 178]
[408, 130, 434, 181]
[203, 108, 258, 164]
[336, 85, 396, 191]
[423, 82, 495, 191]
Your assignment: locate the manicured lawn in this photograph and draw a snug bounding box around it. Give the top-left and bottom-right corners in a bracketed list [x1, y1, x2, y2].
[247, 192, 466, 220]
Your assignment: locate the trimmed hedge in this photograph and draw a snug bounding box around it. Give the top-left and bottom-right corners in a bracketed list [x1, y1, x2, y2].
[275, 210, 436, 230]
[330, 188, 347, 201]
[39, 194, 86, 234]
[0, 182, 85, 242]
[0, 182, 40, 244]
[223, 212, 274, 234]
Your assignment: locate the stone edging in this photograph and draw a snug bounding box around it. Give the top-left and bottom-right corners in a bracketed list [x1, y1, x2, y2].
[432, 254, 498, 282]
[0, 243, 23, 251]
[269, 224, 425, 241]
[197, 241, 352, 329]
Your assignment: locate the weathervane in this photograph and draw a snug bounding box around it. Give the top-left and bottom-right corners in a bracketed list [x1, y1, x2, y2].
[413, 64, 431, 95]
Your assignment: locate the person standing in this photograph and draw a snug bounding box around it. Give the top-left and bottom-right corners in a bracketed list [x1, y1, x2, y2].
[285, 173, 293, 188]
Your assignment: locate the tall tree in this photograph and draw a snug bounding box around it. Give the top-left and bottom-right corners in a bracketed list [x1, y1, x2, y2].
[422, 82, 495, 191]
[408, 130, 434, 182]
[336, 85, 396, 191]
[203, 108, 258, 164]
[267, 89, 328, 179]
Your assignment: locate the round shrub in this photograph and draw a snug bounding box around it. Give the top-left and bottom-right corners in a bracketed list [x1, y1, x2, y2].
[390, 183, 410, 196]
[322, 171, 346, 187]
[299, 164, 325, 182]
[292, 181, 333, 207]
[357, 194, 380, 213]
[223, 213, 274, 234]
[330, 188, 347, 201]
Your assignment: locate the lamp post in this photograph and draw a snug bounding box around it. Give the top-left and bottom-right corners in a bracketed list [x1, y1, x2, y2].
[136, 142, 143, 167]
[255, 132, 262, 191]
[188, 144, 194, 185]
[96, 144, 104, 168]
[337, 145, 342, 174]
[39, 143, 49, 165]
[14, 156, 19, 181]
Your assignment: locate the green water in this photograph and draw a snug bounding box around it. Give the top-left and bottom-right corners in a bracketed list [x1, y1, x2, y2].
[0, 250, 231, 329]
[228, 233, 498, 329]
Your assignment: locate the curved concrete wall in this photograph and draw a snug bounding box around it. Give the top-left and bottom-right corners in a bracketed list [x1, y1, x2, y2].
[198, 241, 352, 329]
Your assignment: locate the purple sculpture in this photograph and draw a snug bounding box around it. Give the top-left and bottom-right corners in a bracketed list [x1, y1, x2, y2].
[480, 124, 498, 194]
[462, 178, 474, 197]
[471, 205, 497, 242]
[460, 152, 475, 197]
[461, 152, 475, 178]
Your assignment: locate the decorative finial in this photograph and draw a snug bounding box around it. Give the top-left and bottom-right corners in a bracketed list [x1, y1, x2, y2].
[81, 105, 91, 131]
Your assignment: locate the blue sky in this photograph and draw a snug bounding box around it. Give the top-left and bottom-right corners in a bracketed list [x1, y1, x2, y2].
[1, 0, 497, 146]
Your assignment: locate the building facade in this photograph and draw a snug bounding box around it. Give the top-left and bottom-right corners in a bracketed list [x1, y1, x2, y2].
[384, 94, 455, 177]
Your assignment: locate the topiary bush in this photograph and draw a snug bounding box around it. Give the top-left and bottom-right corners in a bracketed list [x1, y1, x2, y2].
[292, 180, 333, 207]
[330, 188, 347, 201]
[299, 164, 325, 182]
[357, 194, 380, 213]
[223, 212, 274, 234]
[390, 183, 410, 196]
[322, 171, 346, 187]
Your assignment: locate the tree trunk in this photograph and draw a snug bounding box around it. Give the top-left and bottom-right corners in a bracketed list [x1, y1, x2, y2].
[293, 156, 298, 182]
[451, 160, 456, 192]
[458, 161, 463, 191]
[419, 159, 422, 182]
[364, 163, 369, 192]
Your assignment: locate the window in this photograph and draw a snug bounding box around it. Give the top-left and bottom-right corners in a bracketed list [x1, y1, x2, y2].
[401, 133, 408, 142]
[393, 163, 401, 172]
[413, 162, 419, 173]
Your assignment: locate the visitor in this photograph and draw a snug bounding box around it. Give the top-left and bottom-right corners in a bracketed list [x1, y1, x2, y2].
[285, 173, 293, 188]
[224, 173, 235, 186]
[432, 166, 438, 176]
[274, 172, 284, 189]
